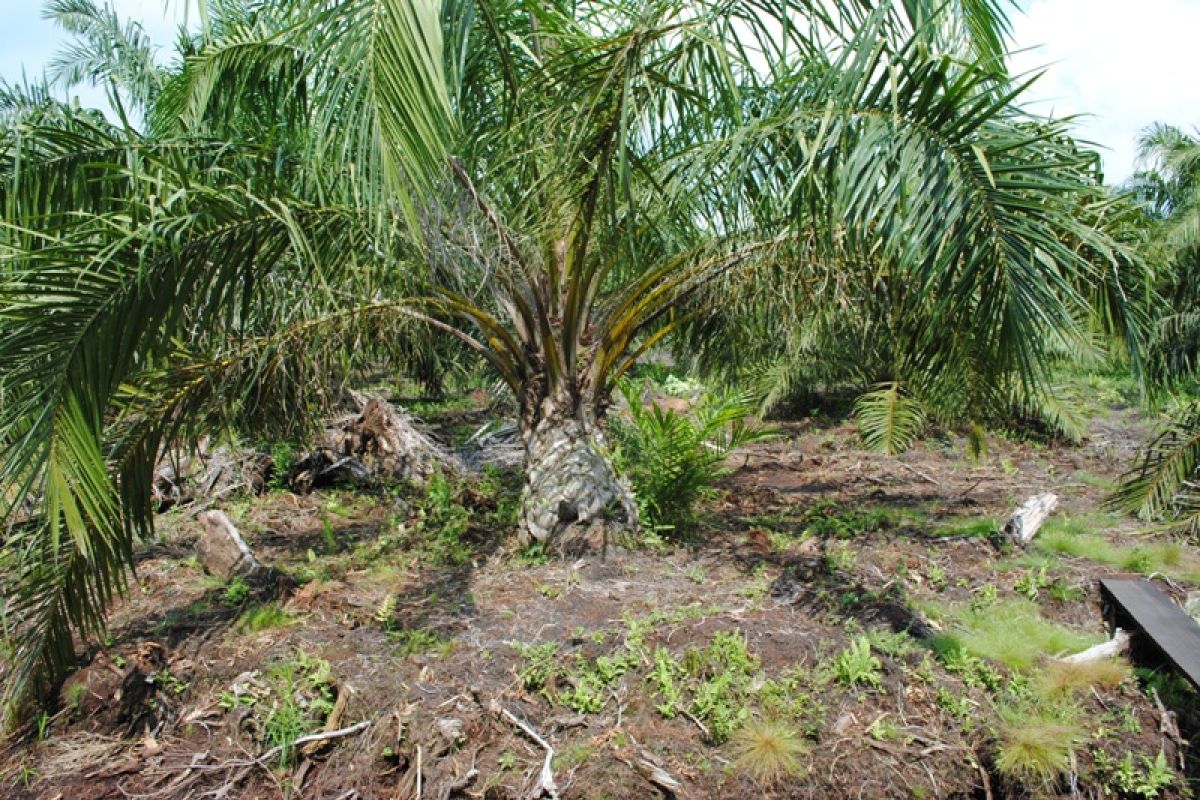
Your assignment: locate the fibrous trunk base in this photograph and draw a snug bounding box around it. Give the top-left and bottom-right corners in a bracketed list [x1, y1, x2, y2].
[520, 416, 637, 557]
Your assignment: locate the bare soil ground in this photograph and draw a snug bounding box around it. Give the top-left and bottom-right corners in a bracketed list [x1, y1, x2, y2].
[1, 398, 1197, 800]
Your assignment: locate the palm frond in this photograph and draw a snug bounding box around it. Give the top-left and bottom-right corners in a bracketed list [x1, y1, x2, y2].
[853, 382, 927, 455]
[1111, 403, 1200, 525]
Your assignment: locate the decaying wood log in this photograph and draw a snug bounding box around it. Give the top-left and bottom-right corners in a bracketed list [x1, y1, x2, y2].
[1059, 629, 1131, 664]
[152, 445, 274, 511]
[286, 450, 373, 493]
[1001, 493, 1058, 548]
[287, 394, 464, 492]
[337, 394, 464, 484]
[195, 510, 276, 584]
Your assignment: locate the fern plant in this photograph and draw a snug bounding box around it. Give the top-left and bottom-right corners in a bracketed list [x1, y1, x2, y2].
[610, 382, 774, 535]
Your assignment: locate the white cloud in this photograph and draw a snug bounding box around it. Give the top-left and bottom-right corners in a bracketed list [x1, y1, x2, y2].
[1010, 0, 1200, 184]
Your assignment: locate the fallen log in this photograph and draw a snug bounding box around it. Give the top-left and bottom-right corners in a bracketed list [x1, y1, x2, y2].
[1001, 493, 1058, 548]
[1060, 629, 1131, 664]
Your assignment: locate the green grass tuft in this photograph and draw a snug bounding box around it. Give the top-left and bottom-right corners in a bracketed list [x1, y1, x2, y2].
[234, 603, 294, 633]
[1034, 658, 1130, 700]
[925, 598, 1097, 671]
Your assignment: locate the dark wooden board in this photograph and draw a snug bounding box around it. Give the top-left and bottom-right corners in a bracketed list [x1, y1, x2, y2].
[1100, 578, 1200, 690]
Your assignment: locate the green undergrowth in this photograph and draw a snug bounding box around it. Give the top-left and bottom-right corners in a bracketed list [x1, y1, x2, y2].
[218, 651, 338, 770]
[512, 607, 822, 747]
[922, 597, 1098, 670]
[1034, 515, 1200, 584]
[234, 603, 294, 634]
[781, 501, 997, 541]
[994, 700, 1086, 791]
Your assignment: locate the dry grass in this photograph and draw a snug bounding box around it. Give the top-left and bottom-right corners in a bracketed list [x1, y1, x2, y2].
[1035, 658, 1130, 699]
[729, 718, 809, 786]
[994, 707, 1084, 792]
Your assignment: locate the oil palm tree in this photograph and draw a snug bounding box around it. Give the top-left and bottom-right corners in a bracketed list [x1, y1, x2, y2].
[0, 0, 1144, 721]
[1113, 125, 1200, 527]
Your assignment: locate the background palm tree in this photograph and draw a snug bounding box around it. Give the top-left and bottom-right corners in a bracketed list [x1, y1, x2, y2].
[1112, 124, 1200, 527]
[0, 0, 1146, 722]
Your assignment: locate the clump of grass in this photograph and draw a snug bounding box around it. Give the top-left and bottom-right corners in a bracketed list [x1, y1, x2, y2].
[234, 603, 293, 633]
[931, 598, 1097, 671]
[1035, 658, 1129, 700]
[388, 628, 453, 657]
[994, 705, 1084, 792]
[930, 517, 998, 539]
[730, 719, 809, 786]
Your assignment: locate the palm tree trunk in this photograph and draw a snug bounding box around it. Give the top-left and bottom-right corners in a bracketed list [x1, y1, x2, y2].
[519, 402, 637, 557]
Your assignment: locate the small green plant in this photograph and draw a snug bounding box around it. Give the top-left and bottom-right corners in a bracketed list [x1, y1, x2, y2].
[1013, 566, 1049, 600]
[824, 541, 858, 573]
[970, 583, 999, 611]
[929, 637, 1002, 691]
[268, 442, 296, 491]
[868, 715, 901, 741]
[514, 642, 560, 691]
[515, 542, 549, 567]
[926, 562, 948, 591]
[235, 603, 293, 634]
[1047, 579, 1084, 603]
[935, 687, 973, 723]
[62, 681, 87, 711]
[648, 647, 686, 717]
[374, 594, 397, 630]
[155, 669, 190, 695]
[832, 636, 882, 688]
[262, 652, 337, 769]
[611, 383, 774, 534]
[1093, 749, 1174, 798]
[321, 517, 337, 552]
[388, 628, 453, 657]
[729, 718, 808, 786]
[221, 576, 251, 606]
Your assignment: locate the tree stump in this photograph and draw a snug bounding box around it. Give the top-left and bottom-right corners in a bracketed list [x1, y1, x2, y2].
[195, 510, 275, 584]
[1001, 493, 1058, 548]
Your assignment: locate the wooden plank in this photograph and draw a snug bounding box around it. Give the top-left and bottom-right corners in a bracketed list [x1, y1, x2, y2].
[1100, 578, 1200, 690]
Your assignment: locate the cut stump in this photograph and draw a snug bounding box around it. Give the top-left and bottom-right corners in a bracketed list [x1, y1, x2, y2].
[1001, 493, 1058, 548]
[195, 510, 290, 592]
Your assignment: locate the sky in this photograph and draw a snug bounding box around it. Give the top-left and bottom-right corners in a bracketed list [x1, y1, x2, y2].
[1, 0, 1197, 184]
